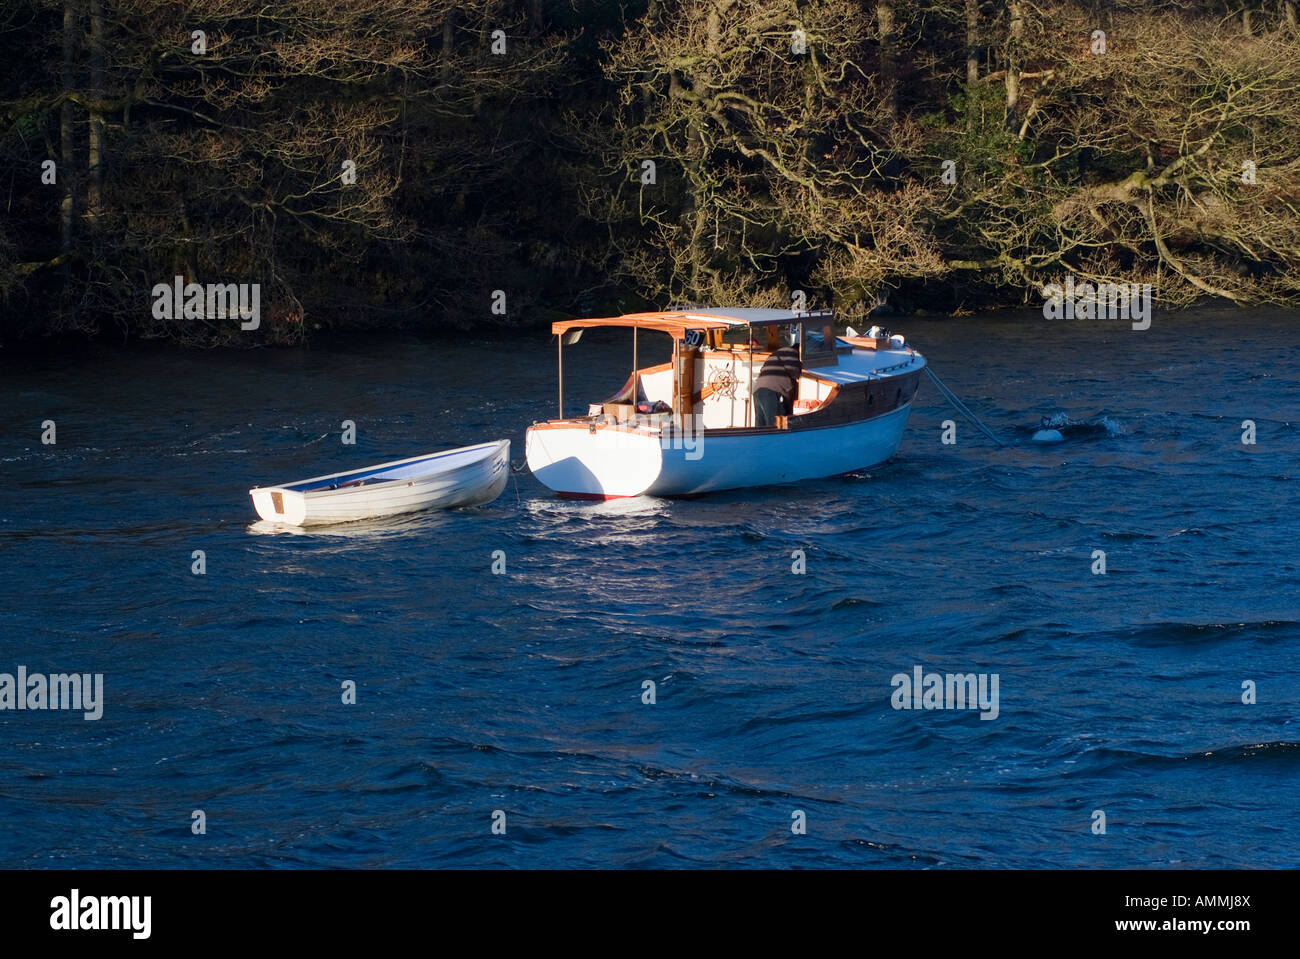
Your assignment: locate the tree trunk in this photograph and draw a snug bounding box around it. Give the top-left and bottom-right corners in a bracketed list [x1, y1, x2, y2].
[685, 1, 732, 294]
[439, 12, 455, 87]
[966, 0, 980, 85]
[1004, 0, 1024, 129]
[59, 0, 79, 266]
[877, 2, 897, 122]
[87, 0, 105, 233]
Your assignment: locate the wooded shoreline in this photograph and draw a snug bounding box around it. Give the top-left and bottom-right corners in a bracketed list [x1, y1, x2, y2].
[2, 1, 1296, 347]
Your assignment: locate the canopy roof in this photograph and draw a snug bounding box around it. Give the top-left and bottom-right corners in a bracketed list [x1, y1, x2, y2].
[551, 307, 833, 337]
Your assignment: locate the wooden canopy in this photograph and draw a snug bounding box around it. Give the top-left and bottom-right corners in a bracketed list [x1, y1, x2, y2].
[551, 307, 834, 337]
[551, 314, 731, 337]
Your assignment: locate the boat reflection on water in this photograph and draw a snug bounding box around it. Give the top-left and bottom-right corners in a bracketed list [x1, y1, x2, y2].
[524, 493, 673, 521]
[247, 504, 475, 539]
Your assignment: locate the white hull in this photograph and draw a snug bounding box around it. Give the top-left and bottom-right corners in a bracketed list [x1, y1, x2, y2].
[250, 440, 510, 526]
[526, 405, 913, 498]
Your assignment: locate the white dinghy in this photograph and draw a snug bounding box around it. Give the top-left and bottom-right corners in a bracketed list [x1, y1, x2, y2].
[250, 440, 510, 526]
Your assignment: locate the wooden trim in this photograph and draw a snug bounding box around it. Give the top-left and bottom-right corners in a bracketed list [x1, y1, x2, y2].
[674, 345, 697, 422]
[528, 420, 665, 435]
[553, 315, 732, 336]
[551, 310, 835, 337]
[841, 335, 892, 350]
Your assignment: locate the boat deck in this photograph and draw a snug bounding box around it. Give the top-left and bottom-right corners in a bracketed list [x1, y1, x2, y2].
[808, 346, 924, 384]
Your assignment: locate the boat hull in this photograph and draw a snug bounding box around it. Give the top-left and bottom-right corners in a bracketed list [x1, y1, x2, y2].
[526, 404, 913, 498]
[250, 440, 510, 526]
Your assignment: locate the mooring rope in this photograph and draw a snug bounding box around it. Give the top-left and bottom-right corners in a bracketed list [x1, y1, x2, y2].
[924, 366, 1006, 447]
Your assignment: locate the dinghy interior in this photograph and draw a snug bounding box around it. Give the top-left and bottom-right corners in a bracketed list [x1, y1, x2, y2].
[276, 448, 488, 493]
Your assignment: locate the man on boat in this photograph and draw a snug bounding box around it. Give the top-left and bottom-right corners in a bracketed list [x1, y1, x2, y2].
[752, 336, 803, 427]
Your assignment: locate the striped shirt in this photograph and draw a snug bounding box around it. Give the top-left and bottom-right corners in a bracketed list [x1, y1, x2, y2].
[752, 346, 803, 402]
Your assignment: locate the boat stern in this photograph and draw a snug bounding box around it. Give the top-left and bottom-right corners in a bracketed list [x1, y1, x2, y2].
[525, 421, 665, 498]
[249, 486, 308, 525]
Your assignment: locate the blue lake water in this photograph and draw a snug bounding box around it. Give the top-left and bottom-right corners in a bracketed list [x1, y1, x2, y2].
[1, 307, 1297, 868]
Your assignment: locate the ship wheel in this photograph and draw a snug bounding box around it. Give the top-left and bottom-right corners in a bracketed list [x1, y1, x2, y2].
[704, 366, 738, 402]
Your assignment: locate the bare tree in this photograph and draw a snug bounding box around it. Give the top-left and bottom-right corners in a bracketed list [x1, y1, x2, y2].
[579, 0, 941, 314]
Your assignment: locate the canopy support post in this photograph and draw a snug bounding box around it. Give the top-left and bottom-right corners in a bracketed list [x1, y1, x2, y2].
[746, 324, 754, 428]
[557, 335, 564, 419]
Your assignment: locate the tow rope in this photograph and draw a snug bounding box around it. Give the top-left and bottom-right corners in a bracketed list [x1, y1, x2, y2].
[924, 366, 1006, 447]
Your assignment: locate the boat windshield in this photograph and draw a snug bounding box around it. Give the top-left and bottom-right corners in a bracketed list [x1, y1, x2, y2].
[798, 319, 839, 367]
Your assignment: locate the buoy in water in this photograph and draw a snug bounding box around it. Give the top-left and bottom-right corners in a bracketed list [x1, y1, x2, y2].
[1032, 429, 1065, 443]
